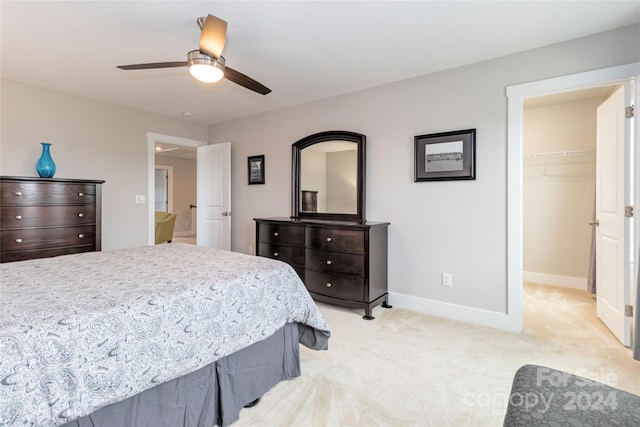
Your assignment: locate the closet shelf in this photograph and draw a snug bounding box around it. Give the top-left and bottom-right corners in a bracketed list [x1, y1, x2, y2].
[523, 149, 595, 178]
[523, 149, 595, 159]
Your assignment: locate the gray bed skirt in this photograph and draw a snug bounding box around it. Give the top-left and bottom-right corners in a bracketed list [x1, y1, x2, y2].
[62, 323, 301, 427]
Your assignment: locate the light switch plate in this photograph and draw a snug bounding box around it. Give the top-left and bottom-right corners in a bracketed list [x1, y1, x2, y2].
[442, 272, 452, 287]
[135, 195, 145, 204]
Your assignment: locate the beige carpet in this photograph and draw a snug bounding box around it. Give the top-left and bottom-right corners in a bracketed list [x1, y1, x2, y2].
[235, 282, 639, 426]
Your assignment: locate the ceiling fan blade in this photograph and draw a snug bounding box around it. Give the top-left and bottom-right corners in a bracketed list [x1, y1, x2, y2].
[224, 67, 271, 95]
[117, 62, 187, 70]
[199, 14, 227, 59]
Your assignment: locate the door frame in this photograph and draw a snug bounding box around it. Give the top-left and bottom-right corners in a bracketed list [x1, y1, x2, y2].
[147, 132, 207, 246]
[505, 62, 640, 333]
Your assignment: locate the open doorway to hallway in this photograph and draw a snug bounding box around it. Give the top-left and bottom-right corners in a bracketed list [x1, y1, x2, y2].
[154, 142, 197, 244]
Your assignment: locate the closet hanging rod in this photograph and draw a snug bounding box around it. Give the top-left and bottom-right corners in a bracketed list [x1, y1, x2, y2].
[523, 149, 595, 159]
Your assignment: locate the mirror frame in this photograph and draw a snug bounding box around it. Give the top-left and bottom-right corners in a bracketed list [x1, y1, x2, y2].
[291, 130, 366, 222]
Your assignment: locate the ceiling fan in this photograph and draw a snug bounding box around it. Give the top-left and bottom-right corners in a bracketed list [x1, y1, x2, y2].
[116, 14, 271, 95]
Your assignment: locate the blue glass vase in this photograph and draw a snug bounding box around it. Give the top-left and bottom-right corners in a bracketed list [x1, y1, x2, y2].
[36, 142, 56, 178]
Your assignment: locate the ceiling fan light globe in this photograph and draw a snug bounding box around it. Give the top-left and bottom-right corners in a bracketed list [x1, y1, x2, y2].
[189, 64, 224, 83]
[187, 50, 225, 83]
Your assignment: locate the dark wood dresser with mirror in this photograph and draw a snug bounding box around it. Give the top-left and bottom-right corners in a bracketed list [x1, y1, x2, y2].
[0, 176, 104, 263]
[255, 130, 391, 319]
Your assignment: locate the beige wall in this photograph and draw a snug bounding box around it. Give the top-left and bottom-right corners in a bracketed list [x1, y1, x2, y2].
[155, 155, 197, 234]
[326, 150, 357, 213]
[523, 98, 605, 283]
[209, 24, 640, 315]
[0, 79, 208, 250]
[300, 149, 327, 211]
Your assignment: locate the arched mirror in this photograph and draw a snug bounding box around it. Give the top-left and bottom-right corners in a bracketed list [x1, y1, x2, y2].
[292, 130, 365, 222]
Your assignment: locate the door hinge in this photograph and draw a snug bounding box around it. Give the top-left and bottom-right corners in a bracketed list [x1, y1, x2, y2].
[626, 105, 634, 118]
[625, 206, 634, 218]
[625, 305, 633, 317]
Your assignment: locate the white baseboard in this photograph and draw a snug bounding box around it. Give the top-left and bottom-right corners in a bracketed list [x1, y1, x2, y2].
[388, 292, 521, 333]
[523, 271, 587, 290]
[172, 230, 195, 237]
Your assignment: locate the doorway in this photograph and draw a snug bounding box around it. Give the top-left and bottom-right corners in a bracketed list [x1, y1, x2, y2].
[147, 133, 206, 246]
[521, 86, 622, 340]
[505, 62, 640, 336]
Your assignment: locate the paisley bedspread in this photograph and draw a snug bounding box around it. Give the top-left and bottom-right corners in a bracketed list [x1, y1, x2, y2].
[0, 244, 330, 426]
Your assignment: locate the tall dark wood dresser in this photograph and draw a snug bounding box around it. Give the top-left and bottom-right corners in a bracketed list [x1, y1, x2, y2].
[0, 176, 104, 263]
[255, 217, 390, 319]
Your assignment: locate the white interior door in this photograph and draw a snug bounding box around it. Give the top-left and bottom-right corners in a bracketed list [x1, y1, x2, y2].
[197, 143, 231, 250]
[595, 84, 632, 345]
[154, 169, 168, 211]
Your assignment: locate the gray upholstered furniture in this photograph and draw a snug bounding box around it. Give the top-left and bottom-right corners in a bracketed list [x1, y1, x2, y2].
[504, 364, 640, 426]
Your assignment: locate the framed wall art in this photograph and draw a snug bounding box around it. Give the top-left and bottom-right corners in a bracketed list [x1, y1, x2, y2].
[248, 155, 265, 185]
[414, 129, 476, 182]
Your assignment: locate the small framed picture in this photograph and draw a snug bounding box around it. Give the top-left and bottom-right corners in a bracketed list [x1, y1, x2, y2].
[414, 129, 476, 182]
[248, 155, 265, 185]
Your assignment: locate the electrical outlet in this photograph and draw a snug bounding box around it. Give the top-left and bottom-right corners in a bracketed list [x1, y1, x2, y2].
[135, 195, 145, 204]
[442, 272, 452, 287]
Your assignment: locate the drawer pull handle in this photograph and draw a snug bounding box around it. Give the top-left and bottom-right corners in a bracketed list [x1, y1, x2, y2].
[326, 237, 332, 242]
[78, 192, 84, 197]
[326, 260, 332, 265]
[326, 282, 332, 288]
[15, 215, 22, 220]
[273, 252, 279, 257]
[273, 232, 279, 237]
[78, 213, 84, 218]
[15, 238, 22, 243]
[78, 234, 84, 238]
[15, 191, 22, 196]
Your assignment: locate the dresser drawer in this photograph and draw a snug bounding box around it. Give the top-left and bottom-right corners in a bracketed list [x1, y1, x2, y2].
[305, 227, 365, 253]
[1, 246, 95, 263]
[258, 242, 304, 268]
[1, 181, 96, 205]
[305, 270, 364, 301]
[305, 248, 364, 276]
[1, 206, 96, 229]
[258, 223, 304, 245]
[1, 226, 96, 252]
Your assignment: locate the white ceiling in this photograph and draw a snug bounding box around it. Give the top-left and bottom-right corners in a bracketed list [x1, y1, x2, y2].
[2, 1, 639, 126]
[155, 142, 198, 160]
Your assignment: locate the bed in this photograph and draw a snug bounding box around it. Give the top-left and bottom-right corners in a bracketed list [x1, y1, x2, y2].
[0, 243, 331, 426]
